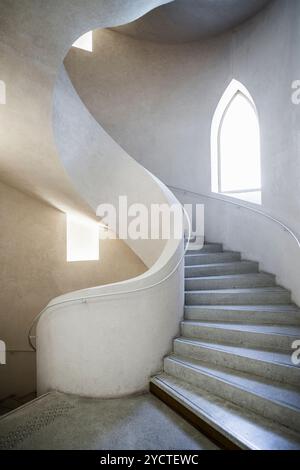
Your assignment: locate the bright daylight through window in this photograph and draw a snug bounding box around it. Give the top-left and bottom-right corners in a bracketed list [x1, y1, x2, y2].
[211, 80, 262, 204]
[0, 80, 6, 104]
[66, 215, 100, 262]
[72, 31, 93, 52]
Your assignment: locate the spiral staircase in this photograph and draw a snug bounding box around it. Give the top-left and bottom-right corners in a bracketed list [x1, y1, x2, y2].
[1, 0, 300, 451]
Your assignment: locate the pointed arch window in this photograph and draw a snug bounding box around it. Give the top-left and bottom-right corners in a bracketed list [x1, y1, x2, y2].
[211, 80, 261, 204]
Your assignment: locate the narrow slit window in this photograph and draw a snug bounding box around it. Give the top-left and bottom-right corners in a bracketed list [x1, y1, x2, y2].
[66, 215, 99, 262]
[0, 80, 6, 104]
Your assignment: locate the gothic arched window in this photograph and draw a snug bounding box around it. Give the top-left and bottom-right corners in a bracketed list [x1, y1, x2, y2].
[211, 80, 261, 204]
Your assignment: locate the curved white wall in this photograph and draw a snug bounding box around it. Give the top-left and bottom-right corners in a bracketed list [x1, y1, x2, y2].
[31, 0, 185, 397]
[65, 0, 300, 303]
[37, 181, 184, 397]
[39, 69, 185, 394]
[0, 0, 173, 217]
[0, 0, 187, 398]
[53, 66, 168, 267]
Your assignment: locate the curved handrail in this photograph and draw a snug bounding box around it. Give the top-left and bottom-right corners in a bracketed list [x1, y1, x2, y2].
[168, 185, 300, 249]
[28, 206, 191, 351]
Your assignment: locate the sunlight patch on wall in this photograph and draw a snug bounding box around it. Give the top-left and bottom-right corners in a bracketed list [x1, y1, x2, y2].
[67, 215, 99, 262]
[72, 31, 93, 52]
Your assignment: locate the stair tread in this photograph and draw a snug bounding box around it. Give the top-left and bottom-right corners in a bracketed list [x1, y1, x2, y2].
[175, 337, 299, 368]
[185, 252, 242, 267]
[184, 304, 300, 325]
[182, 320, 300, 336]
[186, 243, 223, 252]
[185, 304, 300, 312]
[194, 243, 222, 246]
[185, 273, 275, 281]
[185, 261, 257, 268]
[186, 287, 289, 294]
[186, 251, 238, 257]
[167, 355, 300, 411]
[151, 374, 300, 450]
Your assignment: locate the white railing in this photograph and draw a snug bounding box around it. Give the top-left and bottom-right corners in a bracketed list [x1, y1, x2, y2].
[28, 206, 191, 351]
[169, 185, 300, 249]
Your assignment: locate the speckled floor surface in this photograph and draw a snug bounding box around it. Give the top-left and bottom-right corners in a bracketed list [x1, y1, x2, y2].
[0, 391, 218, 450]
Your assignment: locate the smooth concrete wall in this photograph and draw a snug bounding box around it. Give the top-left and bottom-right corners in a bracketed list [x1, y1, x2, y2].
[0, 0, 172, 217]
[0, 180, 146, 400]
[65, 0, 300, 302]
[53, 65, 168, 267]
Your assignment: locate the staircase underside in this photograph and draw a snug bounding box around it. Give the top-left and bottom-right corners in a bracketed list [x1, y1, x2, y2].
[151, 243, 300, 450]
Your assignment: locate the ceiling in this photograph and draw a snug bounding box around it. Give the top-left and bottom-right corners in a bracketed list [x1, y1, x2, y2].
[113, 0, 272, 43]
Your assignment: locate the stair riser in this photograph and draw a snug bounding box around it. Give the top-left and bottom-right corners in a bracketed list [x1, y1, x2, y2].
[186, 244, 223, 254]
[185, 262, 259, 278]
[151, 376, 300, 450]
[164, 358, 300, 433]
[151, 378, 250, 450]
[185, 253, 241, 266]
[184, 307, 300, 325]
[185, 291, 291, 305]
[174, 340, 300, 387]
[181, 324, 297, 351]
[185, 275, 275, 291]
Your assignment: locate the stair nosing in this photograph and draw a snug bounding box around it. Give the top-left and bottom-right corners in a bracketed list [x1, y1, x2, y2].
[185, 250, 238, 256]
[175, 336, 299, 369]
[166, 355, 300, 414]
[181, 320, 300, 337]
[152, 374, 300, 450]
[185, 260, 258, 267]
[185, 273, 275, 281]
[152, 375, 255, 450]
[185, 287, 289, 293]
[184, 304, 299, 311]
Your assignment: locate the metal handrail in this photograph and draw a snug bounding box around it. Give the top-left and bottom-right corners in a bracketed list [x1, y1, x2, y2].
[168, 185, 300, 249]
[28, 206, 192, 351]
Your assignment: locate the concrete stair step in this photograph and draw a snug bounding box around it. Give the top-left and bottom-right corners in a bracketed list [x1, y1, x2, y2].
[186, 243, 223, 254]
[164, 355, 300, 433]
[150, 374, 300, 450]
[185, 273, 275, 291]
[185, 251, 241, 266]
[181, 321, 300, 351]
[185, 261, 259, 277]
[184, 304, 300, 325]
[185, 287, 291, 305]
[174, 337, 300, 387]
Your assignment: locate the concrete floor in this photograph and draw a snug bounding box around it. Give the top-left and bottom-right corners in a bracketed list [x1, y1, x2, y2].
[0, 391, 218, 450]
